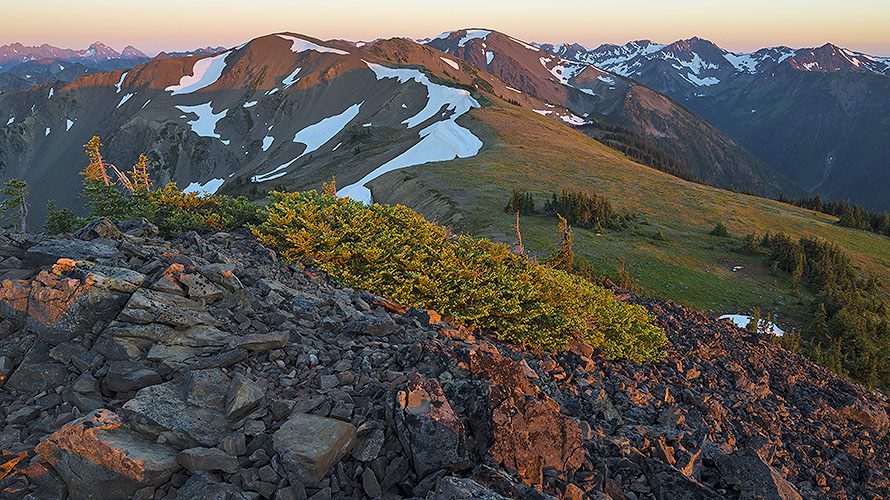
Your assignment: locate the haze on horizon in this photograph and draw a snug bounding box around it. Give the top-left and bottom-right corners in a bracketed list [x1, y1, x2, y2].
[4, 0, 890, 56]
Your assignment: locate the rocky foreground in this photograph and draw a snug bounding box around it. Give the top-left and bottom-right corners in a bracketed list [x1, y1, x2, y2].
[0, 219, 888, 500]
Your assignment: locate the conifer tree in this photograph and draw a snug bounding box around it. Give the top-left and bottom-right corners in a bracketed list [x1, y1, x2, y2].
[0, 179, 28, 232]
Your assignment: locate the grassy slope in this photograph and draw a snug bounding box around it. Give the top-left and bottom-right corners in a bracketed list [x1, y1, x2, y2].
[369, 103, 890, 333]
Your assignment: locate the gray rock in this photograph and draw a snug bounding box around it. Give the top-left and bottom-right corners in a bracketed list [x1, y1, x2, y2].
[352, 425, 385, 462]
[177, 472, 250, 500]
[395, 374, 468, 478]
[425, 477, 509, 500]
[225, 373, 265, 424]
[72, 218, 126, 241]
[345, 314, 396, 337]
[179, 272, 226, 303]
[273, 412, 356, 487]
[121, 369, 230, 449]
[236, 331, 290, 351]
[4, 340, 68, 397]
[35, 409, 179, 500]
[104, 360, 162, 393]
[116, 218, 159, 238]
[716, 448, 803, 500]
[24, 239, 119, 268]
[177, 447, 239, 473]
[118, 288, 220, 328]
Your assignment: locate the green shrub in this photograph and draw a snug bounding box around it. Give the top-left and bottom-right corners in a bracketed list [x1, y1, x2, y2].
[43, 200, 81, 235]
[709, 221, 729, 237]
[253, 191, 667, 360]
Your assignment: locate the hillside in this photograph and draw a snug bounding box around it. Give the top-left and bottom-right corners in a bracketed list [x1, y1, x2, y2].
[425, 29, 788, 196]
[544, 37, 890, 210]
[0, 220, 887, 499]
[366, 103, 890, 338]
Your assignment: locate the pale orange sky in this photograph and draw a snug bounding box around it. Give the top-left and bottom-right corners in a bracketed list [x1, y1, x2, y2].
[3, 0, 889, 56]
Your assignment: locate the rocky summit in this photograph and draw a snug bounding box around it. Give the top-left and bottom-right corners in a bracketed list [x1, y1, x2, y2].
[0, 219, 887, 500]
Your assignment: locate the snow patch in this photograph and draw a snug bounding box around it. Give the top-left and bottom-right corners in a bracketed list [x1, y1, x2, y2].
[719, 314, 785, 336]
[458, 30, 491, 47]
[115, 72, 128, 93]
[265, 88, 279, 95]
[440, 57, 459, 70]
[252, 102, 363, 183]
[183, 178, 225, 195]
[732, 266, 743, 272]
[509, 37, 540, 52]
[560, 114, 587, 125]
[277, 35, 349, 55]
[5, 117, 13, 125]
[282, 67, 302, 87]
[486, 51, 495, 64]
[45, 127, 50, 136]
[683, 73, 720, 86]
[48, 88, 54, 99]
[116, 93, 134, 108]
[175, 102, 228, 138]
[724, 52, 758, 74]
[243, 101, 258, 108]
[141, 99, 151, 109]
[165, 51, 231, 95]
[596, 75, 615, 85]
[505, 86, 522, 94]
[578, 88, 596, 95]
[533, 109, 553, 116]
[262, 135, 274, 151]
[66, 119, 74, 131]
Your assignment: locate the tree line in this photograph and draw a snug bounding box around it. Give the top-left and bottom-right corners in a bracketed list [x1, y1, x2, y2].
[776, 193, 890, 237]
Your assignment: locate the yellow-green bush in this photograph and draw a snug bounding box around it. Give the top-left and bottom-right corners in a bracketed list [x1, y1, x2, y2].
[253, 191, 667, 361]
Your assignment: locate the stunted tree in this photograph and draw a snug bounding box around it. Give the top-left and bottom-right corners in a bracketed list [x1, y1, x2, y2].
[0, 178, 28, 232]
[546, 215, 574, 272]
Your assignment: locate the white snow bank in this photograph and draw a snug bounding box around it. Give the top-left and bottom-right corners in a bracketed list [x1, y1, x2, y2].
[683, 73, 720, 86]
[509, 37, 540, 51]
[45, 127, 50, 136]
[719, 314, 785, 336]
[533, 109, 553, 116]
[339, 118, 482, 204]
[48, 88, 54, 99]
[282, 67, 302, 87]
[183, 178, 224, 195]
[560, 114, 586, 125]
[262, 135, 274, 151]
[66, 119, 74, 131]
[175, 102, 227, 138]
[115, 72, 128, 93]
[116, 93, 134, 108]
[597, 75, 616, 85]
[6, 117, 13, 125]
[440, 57, 459, 70]
[165, 51, 231, 95]
[277, 35, 349, 55]
[365, 62, 479, 128]
[486, 51, 495, 64]
[458, 30, 491, 47]
[339, 63, 482, 203]
[252, 102, 363, 183]
[505, 86, 522, 93]
[243, 101, 257, 108]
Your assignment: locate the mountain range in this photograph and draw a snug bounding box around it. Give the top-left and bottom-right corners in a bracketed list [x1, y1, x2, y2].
[537, 37, 890, 209]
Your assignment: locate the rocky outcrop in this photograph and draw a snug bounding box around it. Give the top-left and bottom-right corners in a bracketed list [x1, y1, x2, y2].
[0, 221, 887, 499]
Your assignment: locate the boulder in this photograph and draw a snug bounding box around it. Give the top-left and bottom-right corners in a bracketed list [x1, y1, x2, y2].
[236, 331, 290, 351]
[225, 373, 265, 424]
[118, 288, 220, 328]
[121, 369, 230, 449]
[103, 360, 162, 393]
[394, 374, 468, 478]
[273, 412, 356, 487]
[72, 218, 126, 241]
[115, 218, 159, 238]
[645, 457, 724, 500]
[716, 448, 803, 500]
[24, 239, 118, 268]
[3, 340, 68, 397]
[176, 447, 239, 473]
[345, 313, 397, 337]
[837, 400, 889, 437]
[34, 409, 178, 500]
[426, 476, 509, 500]
[176, 472, 251, 500]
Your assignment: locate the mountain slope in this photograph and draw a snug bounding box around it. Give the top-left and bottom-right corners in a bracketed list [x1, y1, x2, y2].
[426, 29, 788, 196]
[0, 33, 532, 222]
[549, 38, 890, 209]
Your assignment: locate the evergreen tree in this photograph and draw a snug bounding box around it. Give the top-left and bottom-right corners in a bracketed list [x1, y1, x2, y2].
[0, 178, 28, 232]
[546, 215, 574, 272]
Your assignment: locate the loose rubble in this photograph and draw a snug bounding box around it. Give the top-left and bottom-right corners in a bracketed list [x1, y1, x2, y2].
[0, 218, 887, 499]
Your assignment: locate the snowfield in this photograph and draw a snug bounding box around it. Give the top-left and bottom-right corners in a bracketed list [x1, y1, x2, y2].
[262, 135, 274, 151]
[116, 93, 134, 108]
[252, 102, 363, 183]
[175, 102, 228, 138]
[183, 178, 225, 195]
[243, 101, 258, 108]
[115, 72, 128, 93]
[282, 67, 302, 87]
[338, 62, 483, 204]
[719, 314, 785, 336]
[165, 51, 231, 95]
[277, 35, 349, 55]
[458, 30, 492, 47]
[440, 57, 459, 70]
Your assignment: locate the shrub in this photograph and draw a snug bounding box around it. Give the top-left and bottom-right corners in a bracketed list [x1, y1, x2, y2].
[43, 200, 80, 235]
[253, 191, 666, 360]
[709, 221, 729, 237]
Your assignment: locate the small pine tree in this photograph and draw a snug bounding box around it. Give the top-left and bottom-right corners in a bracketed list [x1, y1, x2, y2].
[747, 307, 761, 333]
[709, 221, 729, 237]
[742, 233, 759, 254]
[546, 215, 574, 272]
[43, 200, 77, 235]
[653, 229, 668, 241]
[0, 179, 28, 232]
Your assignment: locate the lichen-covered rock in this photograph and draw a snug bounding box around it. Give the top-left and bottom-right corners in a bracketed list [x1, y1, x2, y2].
[273, 412, 356, 487]
[395, 374, 468, 478]
[34, 409, 178, 500]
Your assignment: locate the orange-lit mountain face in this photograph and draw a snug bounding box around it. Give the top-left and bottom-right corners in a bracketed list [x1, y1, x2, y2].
[426, 30, 787, 196]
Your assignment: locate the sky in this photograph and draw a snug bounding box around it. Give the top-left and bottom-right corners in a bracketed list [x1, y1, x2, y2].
[3, 0, 890, 56]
